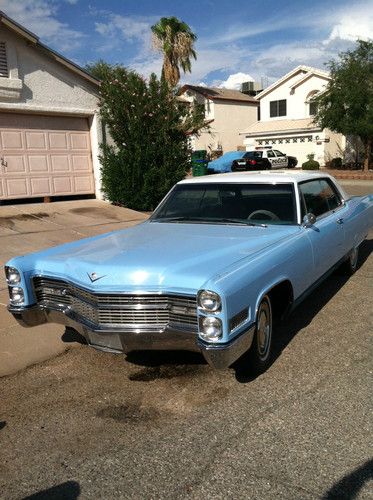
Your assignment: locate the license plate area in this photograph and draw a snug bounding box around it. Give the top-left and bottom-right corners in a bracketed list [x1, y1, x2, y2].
[87, 331, 123, 351]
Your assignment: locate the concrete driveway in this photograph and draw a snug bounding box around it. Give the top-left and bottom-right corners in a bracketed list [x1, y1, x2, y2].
[0, 199, 147, 376]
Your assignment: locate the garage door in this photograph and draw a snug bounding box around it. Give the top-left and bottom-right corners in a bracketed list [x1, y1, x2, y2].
[0, 113, 95, 200]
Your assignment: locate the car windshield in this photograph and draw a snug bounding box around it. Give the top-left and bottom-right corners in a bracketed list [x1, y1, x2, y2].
[151, 183, 297, 225]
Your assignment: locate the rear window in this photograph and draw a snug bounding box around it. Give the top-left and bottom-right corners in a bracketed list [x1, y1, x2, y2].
[244, 151, 263, 159]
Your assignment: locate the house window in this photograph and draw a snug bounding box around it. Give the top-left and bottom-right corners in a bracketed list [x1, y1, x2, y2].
[285, 138, 290, 143]
[309, 101, 318, 116]
[0, 42, 8, 77]
[264, 140, 270, 145]
[258, 140, 263, 145]
[293, 138, 297, 143]
[300, 137, 305, 143]
[278, 139, 283, 144]
[270, 99, 286, 117]
[308, 136, 313, 142]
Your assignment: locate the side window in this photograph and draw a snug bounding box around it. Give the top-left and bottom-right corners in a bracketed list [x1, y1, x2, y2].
[273, 150, 285, 156]
[299, 179, 342, 218]
[267, 150, 275, 158]
[319, 179, 342, 211]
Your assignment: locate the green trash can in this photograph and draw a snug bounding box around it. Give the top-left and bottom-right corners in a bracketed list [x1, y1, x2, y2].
[191, 150, 207, 161]
[192, 159, 208, 176]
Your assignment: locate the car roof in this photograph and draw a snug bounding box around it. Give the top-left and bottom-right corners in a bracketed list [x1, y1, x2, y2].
[180, 170, 337, 185]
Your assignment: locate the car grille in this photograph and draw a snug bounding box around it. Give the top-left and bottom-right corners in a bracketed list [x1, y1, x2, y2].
[32, 277, 197, 330]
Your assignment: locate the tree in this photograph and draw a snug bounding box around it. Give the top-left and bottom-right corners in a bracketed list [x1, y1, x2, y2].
[314, 40, 373, 171]
[85, 59, 113, 81]
[96, 64, 205, 210]
[151, 16, 197, 87]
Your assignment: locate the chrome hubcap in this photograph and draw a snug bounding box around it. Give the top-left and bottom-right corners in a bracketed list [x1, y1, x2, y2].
[350, 248, 358, 268]
[257, 307, 271, 359]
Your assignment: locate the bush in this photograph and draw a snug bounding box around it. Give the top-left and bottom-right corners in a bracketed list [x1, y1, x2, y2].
[97, 65, 205, 211]
[331, 157, 343, 169]
[302, 153, 320, 170]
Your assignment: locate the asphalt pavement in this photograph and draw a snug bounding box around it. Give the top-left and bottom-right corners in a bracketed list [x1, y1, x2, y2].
[0, 183, 372, 499]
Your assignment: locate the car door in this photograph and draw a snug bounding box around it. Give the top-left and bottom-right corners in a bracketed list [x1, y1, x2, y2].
[299, 178, 346, 279]
[266, 150, 279, 168]
[273, 150, 288, 168]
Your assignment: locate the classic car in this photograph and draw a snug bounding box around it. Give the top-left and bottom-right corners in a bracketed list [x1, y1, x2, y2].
[207, 151, 248, 173]
[5, 172, 372, 374]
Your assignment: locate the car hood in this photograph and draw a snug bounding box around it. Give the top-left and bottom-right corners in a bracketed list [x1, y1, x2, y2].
[18, 221, 300, 293]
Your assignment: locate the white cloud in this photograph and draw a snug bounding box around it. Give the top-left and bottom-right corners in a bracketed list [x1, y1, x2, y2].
[327, 13, 373, 42]
[218, 72, 254, 90]
[0, 0, 84, 52]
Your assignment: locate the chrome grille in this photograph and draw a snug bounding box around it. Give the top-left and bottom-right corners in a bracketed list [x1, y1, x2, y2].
[32, 277, 197, 329]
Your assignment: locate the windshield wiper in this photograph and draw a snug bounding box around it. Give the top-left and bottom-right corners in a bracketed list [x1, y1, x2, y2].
[152, 216, 267, 227]
[211, 218, 267, 227]
[152, 216, 212, 224]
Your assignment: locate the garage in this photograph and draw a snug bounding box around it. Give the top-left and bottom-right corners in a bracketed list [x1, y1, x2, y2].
[0, 113, 95, 200]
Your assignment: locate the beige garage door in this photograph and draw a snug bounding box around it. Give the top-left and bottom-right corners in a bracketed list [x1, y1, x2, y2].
[0, 113, 95, 200]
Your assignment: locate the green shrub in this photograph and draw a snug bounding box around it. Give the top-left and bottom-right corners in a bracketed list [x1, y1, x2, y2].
[302, 153, 320, 170]
[97, 65, 205, 211]
[331, 157, 343, 169]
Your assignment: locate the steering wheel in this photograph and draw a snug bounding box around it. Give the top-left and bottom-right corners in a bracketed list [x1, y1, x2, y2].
[247, 210, 280, 221]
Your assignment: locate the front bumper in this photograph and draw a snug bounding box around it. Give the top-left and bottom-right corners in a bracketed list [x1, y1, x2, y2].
[9, 304, 255, 370]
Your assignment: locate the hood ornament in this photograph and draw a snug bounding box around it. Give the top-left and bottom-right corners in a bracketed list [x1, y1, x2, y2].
[87, 272, 106, 283]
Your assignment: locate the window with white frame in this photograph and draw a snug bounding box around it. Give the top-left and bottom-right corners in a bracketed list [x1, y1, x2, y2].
[270, 99, 286, 117]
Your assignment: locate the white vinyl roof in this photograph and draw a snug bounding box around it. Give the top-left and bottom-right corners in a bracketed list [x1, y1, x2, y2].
[180, 170, 337, 185]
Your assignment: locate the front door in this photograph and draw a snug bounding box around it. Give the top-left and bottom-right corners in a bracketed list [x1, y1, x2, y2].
[299, 178, 346, 279]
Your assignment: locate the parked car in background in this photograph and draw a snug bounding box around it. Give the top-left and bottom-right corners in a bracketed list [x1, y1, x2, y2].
[209, 148, 297, 174]
[5, 172, 372, 374]
[232, 148, 297, 171]
[207, 151, 247, 173]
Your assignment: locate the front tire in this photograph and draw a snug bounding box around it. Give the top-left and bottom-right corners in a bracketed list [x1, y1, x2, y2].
[247, 295, 273, 375]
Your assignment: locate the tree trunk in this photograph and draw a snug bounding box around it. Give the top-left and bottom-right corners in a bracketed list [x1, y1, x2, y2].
[364, 137, 372, 171]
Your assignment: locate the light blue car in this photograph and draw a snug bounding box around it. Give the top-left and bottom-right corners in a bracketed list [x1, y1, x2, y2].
[207, 151, 246, 173]
[5, 171, 372, 374]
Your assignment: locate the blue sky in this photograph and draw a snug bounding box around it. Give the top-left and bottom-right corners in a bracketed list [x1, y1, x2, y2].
[0, 0, 372, 88]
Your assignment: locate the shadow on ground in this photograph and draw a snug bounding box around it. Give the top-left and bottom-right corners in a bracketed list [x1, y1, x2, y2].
[321, 458, 373, 499]
[22, 481, 80, 500]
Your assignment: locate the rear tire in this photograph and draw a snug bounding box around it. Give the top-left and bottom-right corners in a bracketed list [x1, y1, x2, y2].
[340, 246, 359, 275]
[247, 296, 273, 375]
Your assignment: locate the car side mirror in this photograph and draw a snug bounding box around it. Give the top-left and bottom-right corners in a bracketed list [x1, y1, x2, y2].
[303, 213, 316, 227]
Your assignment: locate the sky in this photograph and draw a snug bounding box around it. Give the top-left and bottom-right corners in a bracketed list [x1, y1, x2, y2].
[0, 0, 372, 89]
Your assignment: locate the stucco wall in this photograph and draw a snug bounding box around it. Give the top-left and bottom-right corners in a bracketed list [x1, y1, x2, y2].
[194, 100, 258, 153]
[260, 73, 329, 121]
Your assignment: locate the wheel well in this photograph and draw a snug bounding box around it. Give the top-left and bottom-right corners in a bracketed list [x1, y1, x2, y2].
[267, 280, 293, 321]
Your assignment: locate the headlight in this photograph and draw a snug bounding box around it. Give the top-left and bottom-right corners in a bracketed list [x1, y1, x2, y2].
[9, 286, 24, 305]
[197, 290, 221, 312]
[199, 316, 223, 342]
[5, 266, 21, 285]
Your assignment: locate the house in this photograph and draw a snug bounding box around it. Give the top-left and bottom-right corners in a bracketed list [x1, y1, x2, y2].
[0, 11, 102, 201]
[240, 66, 345, 165]
[179, 85, 259, 154]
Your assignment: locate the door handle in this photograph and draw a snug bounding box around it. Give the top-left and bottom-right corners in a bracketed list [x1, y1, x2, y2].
[336, 218, 344, 224]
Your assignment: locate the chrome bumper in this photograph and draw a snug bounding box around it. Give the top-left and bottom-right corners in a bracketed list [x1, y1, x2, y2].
[8, 304, 255, 370]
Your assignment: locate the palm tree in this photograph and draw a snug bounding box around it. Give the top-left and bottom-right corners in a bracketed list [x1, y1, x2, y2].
[151, 17, 197, 87]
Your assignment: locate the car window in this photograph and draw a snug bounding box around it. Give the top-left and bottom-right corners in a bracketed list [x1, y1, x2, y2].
[244, 151, 263, 159]
[267, 151, 275, 158]
[299, 179, 342, 218]
[273, 150, 285, 156]
[152, 183, 297, 225]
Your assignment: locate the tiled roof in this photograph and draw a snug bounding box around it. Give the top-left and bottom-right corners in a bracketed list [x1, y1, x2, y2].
[241, 118, 322, 136]
[179, 85, 259, 104]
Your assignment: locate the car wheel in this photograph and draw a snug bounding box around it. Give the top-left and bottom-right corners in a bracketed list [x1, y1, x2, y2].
[247, 295, 273, 374]
[340, 246, 359, 275]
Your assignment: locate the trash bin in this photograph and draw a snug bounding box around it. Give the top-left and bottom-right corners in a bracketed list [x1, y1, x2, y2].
[192, 159, 208, 176]
[191, 150, 207, 161]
